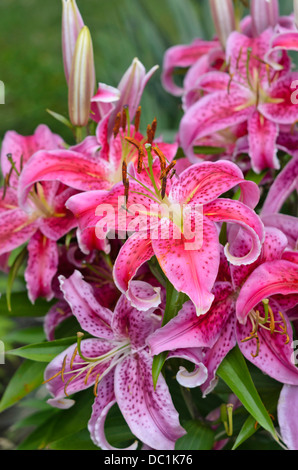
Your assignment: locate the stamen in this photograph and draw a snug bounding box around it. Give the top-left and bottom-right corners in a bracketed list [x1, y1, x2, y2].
[150, 118, 157, 142]
[61, 354, 68, 383]
[84, 365, 96, 385]
[70, 346, 78, 370]
[64, 375, 76, 397]
[42, 370, 62, 384]
[137, 146, 145, 174]
[160, 161, 177, 179]
[122, 159, 128, 185]
[161, 177, 167, 200]
[147, 124, 153, 145]
[6, 154, 20, 177]
[122, 107, 127, 133]
[152, 146, 166, 173]
[113, 112, 121, 139]
[93, 373, 101, 397]
[134, 106, 141, 133]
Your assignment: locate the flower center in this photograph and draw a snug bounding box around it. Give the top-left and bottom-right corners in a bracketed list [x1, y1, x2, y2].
[44, 332, 131, 397]
[241, 299, 290, 358]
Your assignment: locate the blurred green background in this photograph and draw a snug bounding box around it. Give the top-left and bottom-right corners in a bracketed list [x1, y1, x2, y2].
[0, 0, 293, 143]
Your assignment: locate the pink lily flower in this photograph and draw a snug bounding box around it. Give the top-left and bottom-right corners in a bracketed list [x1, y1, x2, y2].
[44, 244, 120, 341]
[66, 155, 264, 316]
[179, 27, 298, 173]
[91, 57, 159, 136]
[17, 112, 177, 258]
[261, 155, 298, 249]
[0, 125, 77, 302]
[277, 384, 298, 450]
[148, 227, 298, 396]
[44, 270, 188, 450]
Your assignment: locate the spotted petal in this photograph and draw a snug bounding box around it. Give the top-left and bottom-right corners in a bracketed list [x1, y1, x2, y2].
[236, 260, 298, 324]
[114, 351, 185, 450]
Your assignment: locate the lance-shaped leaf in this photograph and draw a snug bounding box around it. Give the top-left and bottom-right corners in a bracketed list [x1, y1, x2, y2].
[217, 346, 278, 440]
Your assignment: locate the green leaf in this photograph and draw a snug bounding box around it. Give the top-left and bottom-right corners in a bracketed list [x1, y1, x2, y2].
[194, 145, 226, 155]
[4, 325, 46, 344]
[0, 291, 55, 317]
[232, 415, 259, 450]
[6, 246, 27, 312]
[48, 429, 99, 450]
[175, 420, 214, 450]
[46, 109, 74, 130]
[6, 336, 77, 362]
[217, 346, 278, 441]
[17, 390, 95, 450]
[0, 360, 45, 412]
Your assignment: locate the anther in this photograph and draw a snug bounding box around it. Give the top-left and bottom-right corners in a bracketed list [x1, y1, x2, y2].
[147, 124, 153, 145]
[70, 346, 78, 370]
[122, 107, 127, 133]
[160, 161, 177, 180]
[137, 147, 145, 174]
[161, 177, 167, 200]
[134, 106, 141, 133]
[150, 118, 157, 142]
[152, 146, 166, 173]
[93, 373, 101, 397]
[113, 112, 122, 139]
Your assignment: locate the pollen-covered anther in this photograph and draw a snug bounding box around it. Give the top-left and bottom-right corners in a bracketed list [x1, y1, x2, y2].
[122, 107, 127, 133]
[134, 106, 141, 133]
[160, 160, 177, 180]
[161, 177, 167, 200]
[152, 146, 166, 173]
[113, 112, 122, 139]
[147, 124, 153, 145]
[137, 146, 145, 174]
[241, 305, 291, 358]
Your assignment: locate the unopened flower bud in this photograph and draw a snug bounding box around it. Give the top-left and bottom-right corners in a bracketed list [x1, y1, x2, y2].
[62, 0, 85, 83]
[294, 0, 298, 29]
[68, 26, 96, 127]
[209, 0, 236, 48]
[251, 0, 279, 37]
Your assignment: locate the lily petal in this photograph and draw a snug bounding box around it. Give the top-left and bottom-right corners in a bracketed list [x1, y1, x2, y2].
[114, 351, 186, 450]
[179, 89, 253, 161]
[277, 385, 298, 450]
[248, 112, 279, 173]
[152, 216, 220, 316]
[18, 149, 111, 207]
[261, 155, 298, 216]
[204, 198, 264, 265]
[24, 230, 59, 303]
[161, 39, 219, 96]
[237, 301, 298, 385]
[236, 260, 298, 324]
[88, 372, 138, 451]
[59, 270, 114, 338]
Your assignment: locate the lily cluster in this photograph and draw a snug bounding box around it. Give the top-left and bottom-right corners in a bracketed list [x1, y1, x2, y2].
[1, 0, 298, 451]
